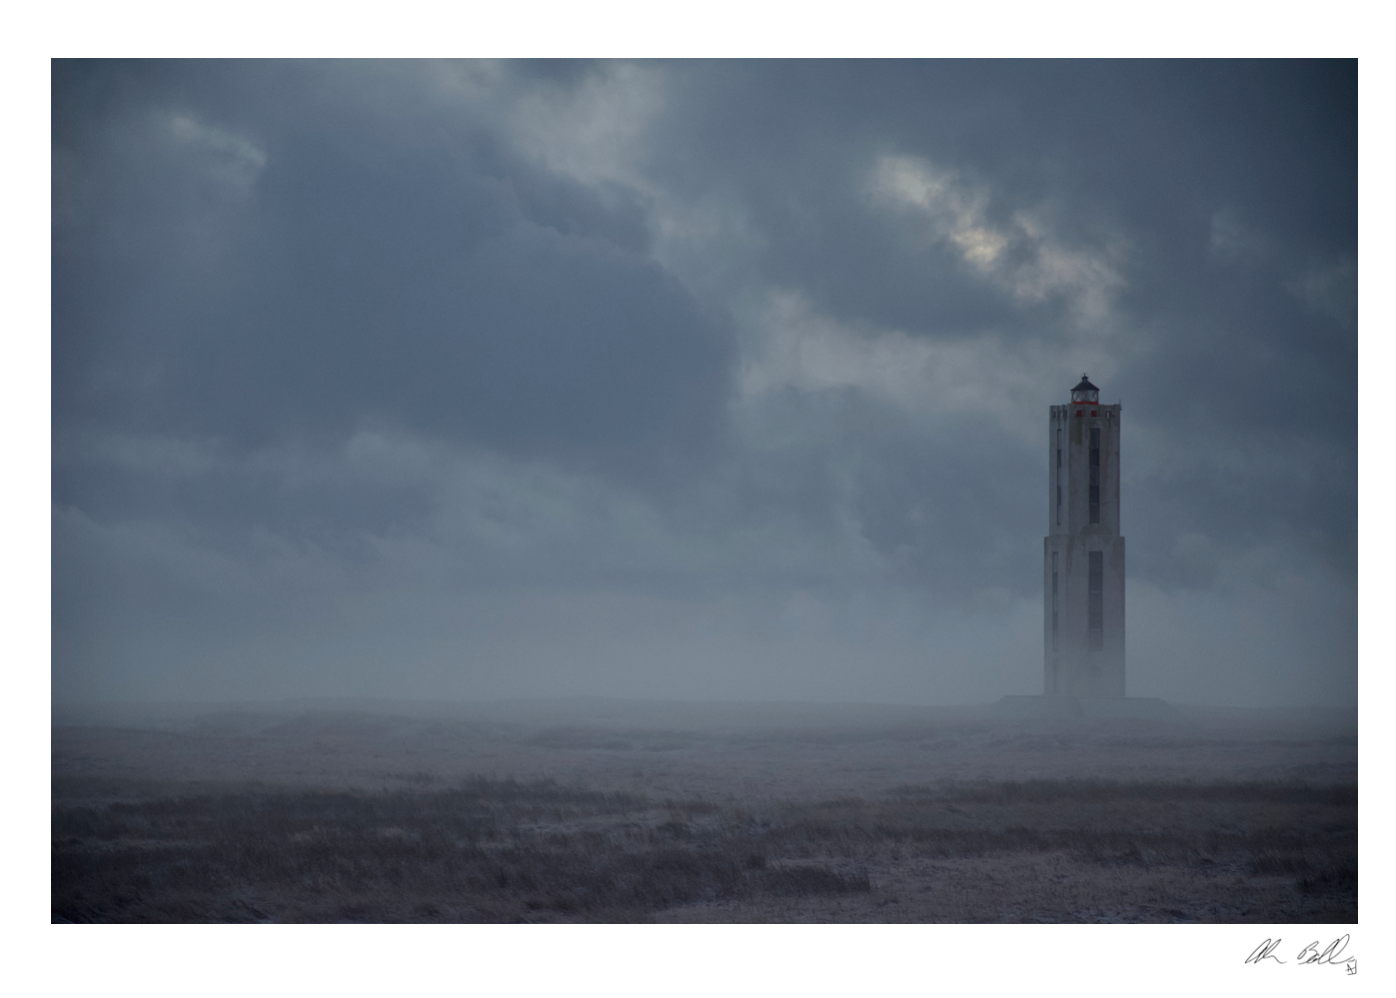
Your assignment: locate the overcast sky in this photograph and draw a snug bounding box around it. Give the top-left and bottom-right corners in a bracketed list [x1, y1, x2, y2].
[51, 59, 1356, 708]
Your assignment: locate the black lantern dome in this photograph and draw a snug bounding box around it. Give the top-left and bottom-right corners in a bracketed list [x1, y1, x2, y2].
[1070, 374, 1099, 404]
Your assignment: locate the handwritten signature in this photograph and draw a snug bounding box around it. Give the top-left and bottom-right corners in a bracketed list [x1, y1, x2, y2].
[1246, 935, 1356, 970]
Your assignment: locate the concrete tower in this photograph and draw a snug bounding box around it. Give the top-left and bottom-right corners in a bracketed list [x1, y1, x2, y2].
[1044, 375, 1125, 697]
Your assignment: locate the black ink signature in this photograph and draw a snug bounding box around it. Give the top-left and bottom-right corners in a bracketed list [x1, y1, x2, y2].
[1245, 935, 1356, 969]
[1245, 938, 1286, 964]
[1296, 935, 1356, 968]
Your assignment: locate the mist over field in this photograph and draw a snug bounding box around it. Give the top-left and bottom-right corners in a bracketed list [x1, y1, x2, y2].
[51, 59, 1357, 925]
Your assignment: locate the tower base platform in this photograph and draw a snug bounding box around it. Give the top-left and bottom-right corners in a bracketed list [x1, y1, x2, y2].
[995, 694, 1180, 721]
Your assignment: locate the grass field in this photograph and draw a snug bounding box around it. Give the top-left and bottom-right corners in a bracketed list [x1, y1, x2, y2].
[51, 699, 1357, 923]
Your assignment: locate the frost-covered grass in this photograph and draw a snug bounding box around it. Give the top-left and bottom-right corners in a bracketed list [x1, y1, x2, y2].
[52, 777, 867, 922]
[51, 701, 1357, 923]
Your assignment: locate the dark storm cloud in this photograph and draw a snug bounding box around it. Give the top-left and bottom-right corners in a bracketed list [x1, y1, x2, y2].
[52, 60, 1356, 707]
[637, 59, 1356, 588]
[54, 60, 731, 482]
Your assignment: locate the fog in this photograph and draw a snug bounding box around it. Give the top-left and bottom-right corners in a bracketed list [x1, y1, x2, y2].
[52, 60, 1356, 710]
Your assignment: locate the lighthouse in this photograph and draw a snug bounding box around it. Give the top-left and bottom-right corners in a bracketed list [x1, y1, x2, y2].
[1044, 375, 1125, 697]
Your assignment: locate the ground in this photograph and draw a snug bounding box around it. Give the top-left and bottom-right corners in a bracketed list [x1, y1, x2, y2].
[51, 697, 1357, 923]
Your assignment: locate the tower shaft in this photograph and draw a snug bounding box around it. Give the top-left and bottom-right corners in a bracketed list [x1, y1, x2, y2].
[1044, 382, 1125, 697]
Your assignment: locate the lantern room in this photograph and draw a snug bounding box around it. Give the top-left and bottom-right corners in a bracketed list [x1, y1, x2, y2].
[1070, 374, 1100, 405]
